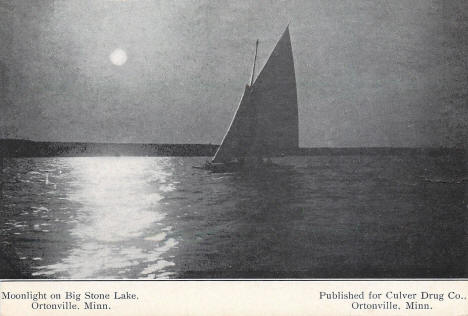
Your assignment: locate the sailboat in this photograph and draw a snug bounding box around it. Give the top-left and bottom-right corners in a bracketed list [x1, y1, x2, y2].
[199, 26, 298, 172]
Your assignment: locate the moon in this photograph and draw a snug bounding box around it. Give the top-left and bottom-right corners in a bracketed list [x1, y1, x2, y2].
[109, 49, 127, 66]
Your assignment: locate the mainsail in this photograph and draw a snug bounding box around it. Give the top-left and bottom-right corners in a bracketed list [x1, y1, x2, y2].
[212, 26, 298, 163]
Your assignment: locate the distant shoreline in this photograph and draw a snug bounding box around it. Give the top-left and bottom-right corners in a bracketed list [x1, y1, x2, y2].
[0, 139, 465, 158]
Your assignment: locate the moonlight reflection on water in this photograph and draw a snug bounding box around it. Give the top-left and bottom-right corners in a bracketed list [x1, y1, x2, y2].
[31, 157, 178, 278]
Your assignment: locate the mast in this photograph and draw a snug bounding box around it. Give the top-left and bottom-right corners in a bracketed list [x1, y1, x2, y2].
[250, 39, 259, 86]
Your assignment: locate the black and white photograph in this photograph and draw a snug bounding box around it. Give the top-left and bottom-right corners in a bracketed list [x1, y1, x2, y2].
[0, 0, 467, 280]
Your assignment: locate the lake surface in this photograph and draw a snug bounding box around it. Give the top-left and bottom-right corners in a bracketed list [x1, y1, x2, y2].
[0, 154, 466, 278]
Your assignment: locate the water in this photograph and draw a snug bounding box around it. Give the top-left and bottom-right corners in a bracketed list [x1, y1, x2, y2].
[0, 154, 466, 278]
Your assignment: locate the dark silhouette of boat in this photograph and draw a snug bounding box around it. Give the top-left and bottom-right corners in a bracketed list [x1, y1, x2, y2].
[197, 26, 299, 172]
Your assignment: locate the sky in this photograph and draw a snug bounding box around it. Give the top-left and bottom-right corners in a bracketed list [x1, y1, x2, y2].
[0, 0, 466, 147]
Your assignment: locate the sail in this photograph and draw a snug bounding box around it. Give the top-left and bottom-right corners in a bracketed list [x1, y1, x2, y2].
[212, 85, 256, 163]
[248, 26, 299, 157]
[212, 26, 298, 163]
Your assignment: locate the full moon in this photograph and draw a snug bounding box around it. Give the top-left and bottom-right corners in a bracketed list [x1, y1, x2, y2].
[109, 49, 127, 66]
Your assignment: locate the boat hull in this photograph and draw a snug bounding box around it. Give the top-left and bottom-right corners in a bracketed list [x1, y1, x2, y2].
[193, 160, 276, 173]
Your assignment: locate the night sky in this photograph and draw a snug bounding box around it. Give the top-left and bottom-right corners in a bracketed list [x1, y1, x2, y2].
[0, 0, 466, 147]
